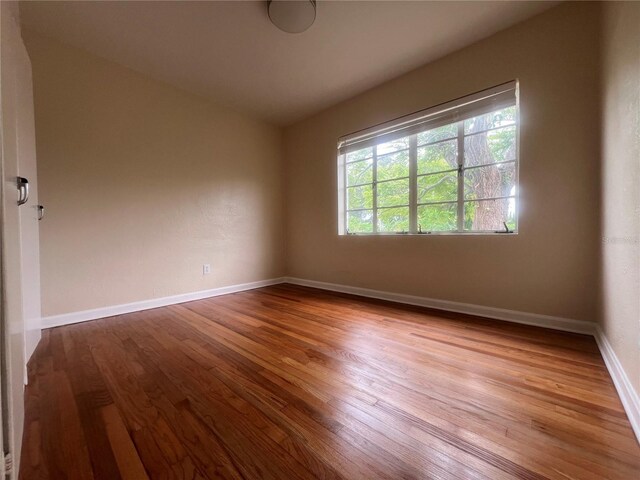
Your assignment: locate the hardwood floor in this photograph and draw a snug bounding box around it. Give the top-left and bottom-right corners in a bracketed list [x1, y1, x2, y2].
[19, 284, 640, 479]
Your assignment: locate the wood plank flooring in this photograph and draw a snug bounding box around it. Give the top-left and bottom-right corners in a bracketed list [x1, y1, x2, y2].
[19, 284, 640, 479]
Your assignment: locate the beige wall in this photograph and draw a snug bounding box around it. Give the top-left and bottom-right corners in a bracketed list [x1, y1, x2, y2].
[600, 2, 640, 394]
[283, 2, 602, 322]
[25, 32, 285, 317]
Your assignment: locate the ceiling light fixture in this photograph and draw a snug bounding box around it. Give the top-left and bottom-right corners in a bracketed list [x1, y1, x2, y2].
[267, 0, 316, 34]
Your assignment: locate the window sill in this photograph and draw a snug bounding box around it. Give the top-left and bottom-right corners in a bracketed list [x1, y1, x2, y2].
[341, 231, 518, 236]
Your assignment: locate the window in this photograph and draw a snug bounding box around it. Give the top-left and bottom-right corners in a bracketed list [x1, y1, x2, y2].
[338, 81, 519, 235]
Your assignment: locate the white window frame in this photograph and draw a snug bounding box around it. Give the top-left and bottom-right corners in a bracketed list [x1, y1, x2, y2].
[337, 81, 519, 236]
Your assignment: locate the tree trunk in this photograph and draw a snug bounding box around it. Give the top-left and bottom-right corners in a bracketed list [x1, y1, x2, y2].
[465, 117, 507, 230]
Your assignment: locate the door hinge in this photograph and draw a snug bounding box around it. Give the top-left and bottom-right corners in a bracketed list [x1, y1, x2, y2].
[2, 452, 13, 476]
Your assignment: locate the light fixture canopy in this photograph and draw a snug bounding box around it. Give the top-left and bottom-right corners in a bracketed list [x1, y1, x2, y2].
[268, 0, 316, 34]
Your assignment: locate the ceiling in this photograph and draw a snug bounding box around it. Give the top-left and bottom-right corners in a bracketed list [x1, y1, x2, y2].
[20, 1, 557, 126]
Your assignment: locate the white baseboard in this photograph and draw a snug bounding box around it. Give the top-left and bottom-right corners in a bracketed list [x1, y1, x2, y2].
[593, 325, 640, 442]
[42, 277, 286, 328]
[45, 276, 594, 334]
[284, 277, 595, 335]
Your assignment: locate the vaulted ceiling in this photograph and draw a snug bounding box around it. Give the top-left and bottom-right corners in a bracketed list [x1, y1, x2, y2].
[20, 1, 557, 125]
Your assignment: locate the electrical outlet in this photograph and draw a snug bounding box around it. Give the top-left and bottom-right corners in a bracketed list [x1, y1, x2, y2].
[203, 264, 211, 275]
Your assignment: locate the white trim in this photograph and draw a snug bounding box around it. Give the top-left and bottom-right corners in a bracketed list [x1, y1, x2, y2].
[44, 276, 595, 334]
[593, 325, 640, 442]
[284, 277, 595, 334]
[42, 277, 286, 329]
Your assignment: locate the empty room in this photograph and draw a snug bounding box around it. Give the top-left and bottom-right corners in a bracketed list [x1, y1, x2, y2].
[1, 1, 639, 478]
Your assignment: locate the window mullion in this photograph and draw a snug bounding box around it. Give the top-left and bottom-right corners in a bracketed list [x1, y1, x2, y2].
[409, 134, 418, 233]
[456, 121, 465, 232]
[372, 146, 378, 233]
[343, 154, 348, 234]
